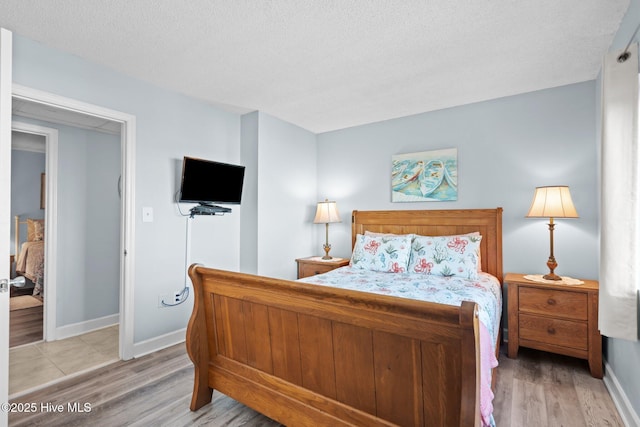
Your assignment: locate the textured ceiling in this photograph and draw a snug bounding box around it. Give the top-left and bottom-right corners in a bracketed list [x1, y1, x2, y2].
[0, 1, 630, 133]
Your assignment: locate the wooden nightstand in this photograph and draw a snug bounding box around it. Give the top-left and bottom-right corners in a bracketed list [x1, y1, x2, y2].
[506, 272, 602, 378]
[296, 256, 350, 279]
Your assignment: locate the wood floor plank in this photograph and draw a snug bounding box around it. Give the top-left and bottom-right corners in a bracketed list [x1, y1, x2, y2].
[543, 379, 584, 426]
[10, 305, 43, 347]
[497, 347, 624, 427]
[492, 352, 515, 426]
[510, 378, 549, 426]
[572, 368, 624, 427]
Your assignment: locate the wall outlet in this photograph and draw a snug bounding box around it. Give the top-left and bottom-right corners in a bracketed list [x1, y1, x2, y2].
[158, 290, 187, 307]
[172, 291, 182, 303]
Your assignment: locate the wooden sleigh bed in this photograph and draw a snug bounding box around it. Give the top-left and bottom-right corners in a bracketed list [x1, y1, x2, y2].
[186, 208, 503, 426]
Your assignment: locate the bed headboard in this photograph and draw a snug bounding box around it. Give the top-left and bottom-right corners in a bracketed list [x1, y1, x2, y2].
[352, 208, 503, 282]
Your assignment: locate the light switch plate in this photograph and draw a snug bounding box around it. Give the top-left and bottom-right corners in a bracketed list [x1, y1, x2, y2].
[142, 207, 154, 222]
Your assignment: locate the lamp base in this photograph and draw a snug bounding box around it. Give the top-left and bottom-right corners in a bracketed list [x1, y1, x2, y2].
[322, 243, 332, 260]
[545, 255, 561, 280]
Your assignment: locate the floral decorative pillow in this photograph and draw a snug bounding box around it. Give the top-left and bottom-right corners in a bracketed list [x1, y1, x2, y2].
[350, 234, 412, 273]
[408, 234, 482, 279]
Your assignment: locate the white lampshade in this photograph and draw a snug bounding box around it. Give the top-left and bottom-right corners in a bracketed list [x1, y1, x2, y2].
[526, 186, 579, 219]
[313, 200, 341, 224]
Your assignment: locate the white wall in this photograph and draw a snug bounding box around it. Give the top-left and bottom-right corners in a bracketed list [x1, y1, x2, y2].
[12, 34, 242, 343]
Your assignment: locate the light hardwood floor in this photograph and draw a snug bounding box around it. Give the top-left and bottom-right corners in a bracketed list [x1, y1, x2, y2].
[9, 343, 623, 426]
[494, 346, 623, 427]
[10, 305, 42, 348]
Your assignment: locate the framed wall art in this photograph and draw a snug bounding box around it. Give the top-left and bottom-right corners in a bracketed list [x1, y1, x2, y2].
[392, 148, 457, 202]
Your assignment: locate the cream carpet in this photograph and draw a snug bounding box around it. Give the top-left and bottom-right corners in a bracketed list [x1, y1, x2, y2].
[10, 295, 43, 311]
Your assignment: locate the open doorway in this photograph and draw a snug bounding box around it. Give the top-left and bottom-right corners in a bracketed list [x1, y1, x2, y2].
[9, 116, 122, 395]
[9, 130, 45, 348]
[6, 85, 136, 396]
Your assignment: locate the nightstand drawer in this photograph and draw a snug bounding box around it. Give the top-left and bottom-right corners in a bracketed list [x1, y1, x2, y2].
[296, 257, 350, 279]
[519, 313, 588, 350]
[519, 287, 587, 320]
[299, 263, 336, 278]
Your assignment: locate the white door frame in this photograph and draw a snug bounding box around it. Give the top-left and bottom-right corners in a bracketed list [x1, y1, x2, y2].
[11, 121, 58, 342]
[0, 27, 13, 427]
[11, 84, 137, 361]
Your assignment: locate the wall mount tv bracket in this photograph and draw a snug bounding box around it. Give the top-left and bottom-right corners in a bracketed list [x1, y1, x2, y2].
[189, 204, 231, 218]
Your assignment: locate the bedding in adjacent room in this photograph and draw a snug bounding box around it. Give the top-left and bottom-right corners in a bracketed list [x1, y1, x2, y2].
[15, 217, 45, 295]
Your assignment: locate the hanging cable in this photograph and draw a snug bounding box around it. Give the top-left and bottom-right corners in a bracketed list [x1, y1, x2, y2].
[175, 190, 192, 217]
[184, 214, 191, 287]
[164, 188, 229, 307]
[161, 196, 193, 307]
[618, 22, 640, 63]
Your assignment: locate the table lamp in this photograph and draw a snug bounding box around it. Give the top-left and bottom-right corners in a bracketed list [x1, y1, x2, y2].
[313, 199, 341, 259]
[526, 186, 579, 280]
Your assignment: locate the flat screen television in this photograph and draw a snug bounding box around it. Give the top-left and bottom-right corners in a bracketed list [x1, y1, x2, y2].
[179, 156, 245, 208]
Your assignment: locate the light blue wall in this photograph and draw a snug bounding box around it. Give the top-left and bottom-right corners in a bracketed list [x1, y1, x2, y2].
[12, 34, 243, 343]
[317, 82, 598, 284]
[240, 111, 318, 279]
[599, 0, 640, 420]
[10, 136, 45, 279]
[84, 129, 121, 320]
[10, 137, 45, 254]
[240, 112, 259, 274]
[253, 112, 317, 279]
[57, 124, 120, 324]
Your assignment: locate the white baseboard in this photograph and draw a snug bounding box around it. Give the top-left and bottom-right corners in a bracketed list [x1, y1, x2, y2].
[54, 313, 119, 340]
[133, 328, 186, 358]
[604, 360, 640, 427]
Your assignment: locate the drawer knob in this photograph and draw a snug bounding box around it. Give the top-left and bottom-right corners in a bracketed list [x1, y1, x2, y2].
[315, 271, 321, 275]
[547, 298, 556, 306]
[547, 327, 556, 335]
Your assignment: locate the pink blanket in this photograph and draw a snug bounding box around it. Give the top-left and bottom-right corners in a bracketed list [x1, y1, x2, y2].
[480, 322, 498, 427]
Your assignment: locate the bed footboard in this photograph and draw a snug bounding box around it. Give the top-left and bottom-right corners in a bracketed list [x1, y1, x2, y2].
[186, 264, 480, 427]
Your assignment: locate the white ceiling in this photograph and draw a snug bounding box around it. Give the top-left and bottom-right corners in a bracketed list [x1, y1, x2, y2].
[0, 1, 630, 133]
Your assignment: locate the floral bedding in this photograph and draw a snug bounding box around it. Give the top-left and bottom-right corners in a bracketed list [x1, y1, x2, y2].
[299, 266, 501, 426]
[299, 266, 501, 344]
